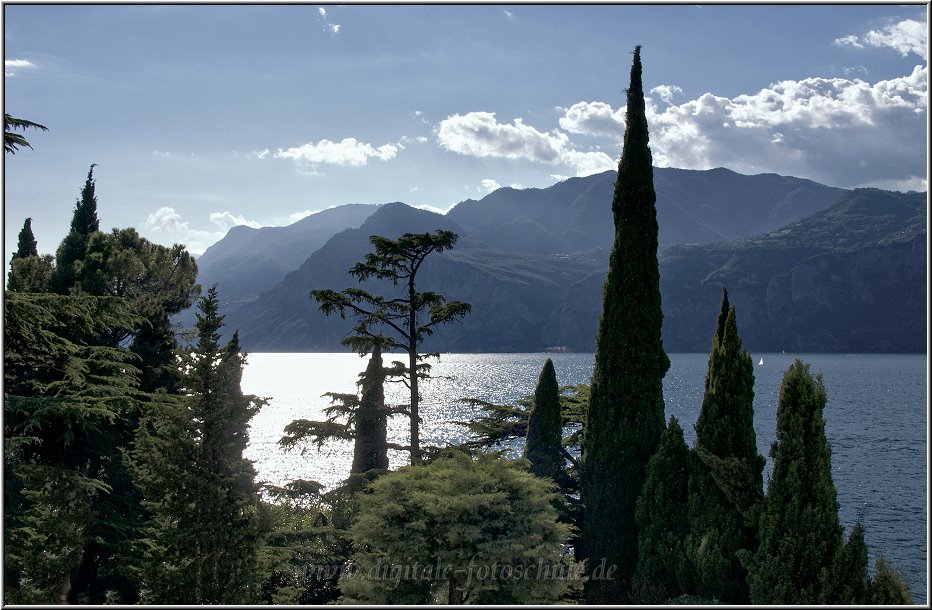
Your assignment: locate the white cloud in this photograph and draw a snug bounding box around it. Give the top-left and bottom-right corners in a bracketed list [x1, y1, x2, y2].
[317, 6, 341, 35]
[558, 101, 625, 138]
[651, 84, 684, 105]
[5, 58, 37, 77]
[436, 111, 613, 176]
[480, 178, 501, 192]
[209, 211, 262, 230]
[252, 149, 270, 160]
[504, 10, 514, 19]
[143, 207, 224, 256]
[328, 24, 341, 34]
[288, 210, 315, 223]
[275, 137, 399, 170]
[835, 19, 927, 60]
[318, 7, 326, 17]
[552, 63, 927, 189]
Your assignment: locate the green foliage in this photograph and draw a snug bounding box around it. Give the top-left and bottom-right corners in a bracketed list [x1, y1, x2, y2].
[129, 286, 269, 603]
[7, 254, 55, 293]
[258, 484, 352, 604]
[311, 230, 471, 463]
[581, 44, 669, 604]
[524, 359, 565, 482]
[687, 288, 764, 603]
[4, 113, 48, 154]
[822, 518, 870, 604]
[632, 417, 694, 604]
[13, 217, 39, 259]
[3, 292, 144, 603]
[869, 554, 912, 604]
[52, 164, 100, 294]
[749, 359, 842, 604]
[338, 451, 579, 604]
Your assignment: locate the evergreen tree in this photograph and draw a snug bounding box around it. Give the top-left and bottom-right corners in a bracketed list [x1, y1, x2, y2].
[3, 293, 143, 604]
[631, 417, 694, 604]
[4, 113, 48, 154]
[7, 254, 55, 293]
[338, 451, 578, 604]
[130, 286, 269, 603]
[749, 359, 842, 603]
[580, 45, 669, 603]
[869, 555, 912, 604]
[823, 518, 870, 604]
[312, 230, 471, 463]
[687, 288, 764, 603]
[13, 217, 39, 260]
[524, 358, 565, 483]
[52, 164, 100, 294]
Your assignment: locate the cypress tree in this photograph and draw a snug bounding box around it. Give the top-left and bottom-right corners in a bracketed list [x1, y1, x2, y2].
[687, 288, 764, 602]
[351, 345, 389, 476]
[631, 417, 694, 604]
[524, 358, 564, 483]
[580, 45, 669, 603]
[52, 164, 101, 294]
[749, 359, 842, 603]
[12, 217, 38, 260]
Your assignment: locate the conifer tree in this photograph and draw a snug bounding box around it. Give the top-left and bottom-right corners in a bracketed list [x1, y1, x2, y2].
[524, 358, 564, 483]
[312, 230, 470, 464]
[350, 345, 390, 475]
[13, 217, 38, 260]
[52, 164, 100, 294]
[131, 286, 268, 604]
[631, 417, 694, 604]
[687, 288, 764, 602]
[749, 359, 842, 603]
[580, 45, 669, 603]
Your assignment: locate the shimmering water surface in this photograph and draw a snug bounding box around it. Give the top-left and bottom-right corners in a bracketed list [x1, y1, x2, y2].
[243, 352, 927, 603]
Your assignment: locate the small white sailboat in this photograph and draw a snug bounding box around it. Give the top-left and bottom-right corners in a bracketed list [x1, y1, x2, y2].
[758, 356, 764, 366]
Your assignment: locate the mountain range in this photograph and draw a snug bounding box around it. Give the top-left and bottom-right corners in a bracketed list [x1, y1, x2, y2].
[190, 167, 925, 353]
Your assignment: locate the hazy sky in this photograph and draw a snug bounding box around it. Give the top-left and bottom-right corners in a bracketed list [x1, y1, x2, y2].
[3, 4, 927, 265]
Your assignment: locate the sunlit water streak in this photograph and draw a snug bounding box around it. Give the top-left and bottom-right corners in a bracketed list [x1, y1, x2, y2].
[242, 352, 926, 603]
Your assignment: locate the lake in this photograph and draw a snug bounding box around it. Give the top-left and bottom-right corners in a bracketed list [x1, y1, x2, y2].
[242, 351, 927, 603]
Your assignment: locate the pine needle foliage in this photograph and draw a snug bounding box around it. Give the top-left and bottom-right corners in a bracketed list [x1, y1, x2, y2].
[687, 288, 764, 603]
[580, 44, 670, 603]
[749, 359, 841, 603]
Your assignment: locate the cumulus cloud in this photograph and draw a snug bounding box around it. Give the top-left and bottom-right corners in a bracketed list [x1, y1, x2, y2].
[143, 207, 225, 255]
[437, 111, 613, 176]
[209, 211, 262, 230]
[553, 64, 927, 189]
[480, 178, 501, 192]
[651, 84, 684, 105]
[835, 18, 927, 60]
[275, 137, 399, 171]
[5, 58, 37, 77]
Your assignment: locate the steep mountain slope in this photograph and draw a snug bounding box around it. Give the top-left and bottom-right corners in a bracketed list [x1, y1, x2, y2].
[194, 203, 378, 306]
[446, 167, 846, 254]
[223, 189, 925, 353]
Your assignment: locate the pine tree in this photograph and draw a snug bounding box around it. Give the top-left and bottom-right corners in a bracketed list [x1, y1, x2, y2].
[13, 217, 39, 260]
[580, 45, 669, 603]
[687, 288, 764, 602]
[524, 359, 564, 483]
[312, 230, 470, 463]
[631, 417, 694, 604]
[131, 286, 269, 604]
[749, 359, 842, 603]
[52, 164, 101, 294]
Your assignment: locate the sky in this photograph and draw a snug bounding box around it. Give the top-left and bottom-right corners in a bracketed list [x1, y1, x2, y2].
[2, 3, 928, 267]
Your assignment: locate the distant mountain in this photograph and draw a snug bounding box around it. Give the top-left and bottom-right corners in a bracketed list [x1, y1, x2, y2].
[446, 167, 845, 254]
[194, 203, 378, 306]
[221, 187, 925, 353]
[659, 188, 927, 352]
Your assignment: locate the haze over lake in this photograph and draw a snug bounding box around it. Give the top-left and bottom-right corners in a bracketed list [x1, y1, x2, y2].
[242, 351, 927, 603]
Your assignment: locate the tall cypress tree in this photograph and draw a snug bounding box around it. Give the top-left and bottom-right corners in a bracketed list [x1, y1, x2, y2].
[631, 417, 694, 604]
[687, 288, 764, 602]
[749, 359, 842, 603]
[580, 45, 669, 603]
[524, 358, 564, 483]
[351, 345, 389, 476]
[52, 164, 100, 294]
[12, 217, 38, 260]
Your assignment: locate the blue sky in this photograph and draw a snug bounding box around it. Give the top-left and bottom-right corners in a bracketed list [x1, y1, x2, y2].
[3, 4, 927, 265]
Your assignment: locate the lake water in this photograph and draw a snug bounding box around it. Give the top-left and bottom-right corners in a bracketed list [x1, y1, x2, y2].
[242, 352, 927, 603]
